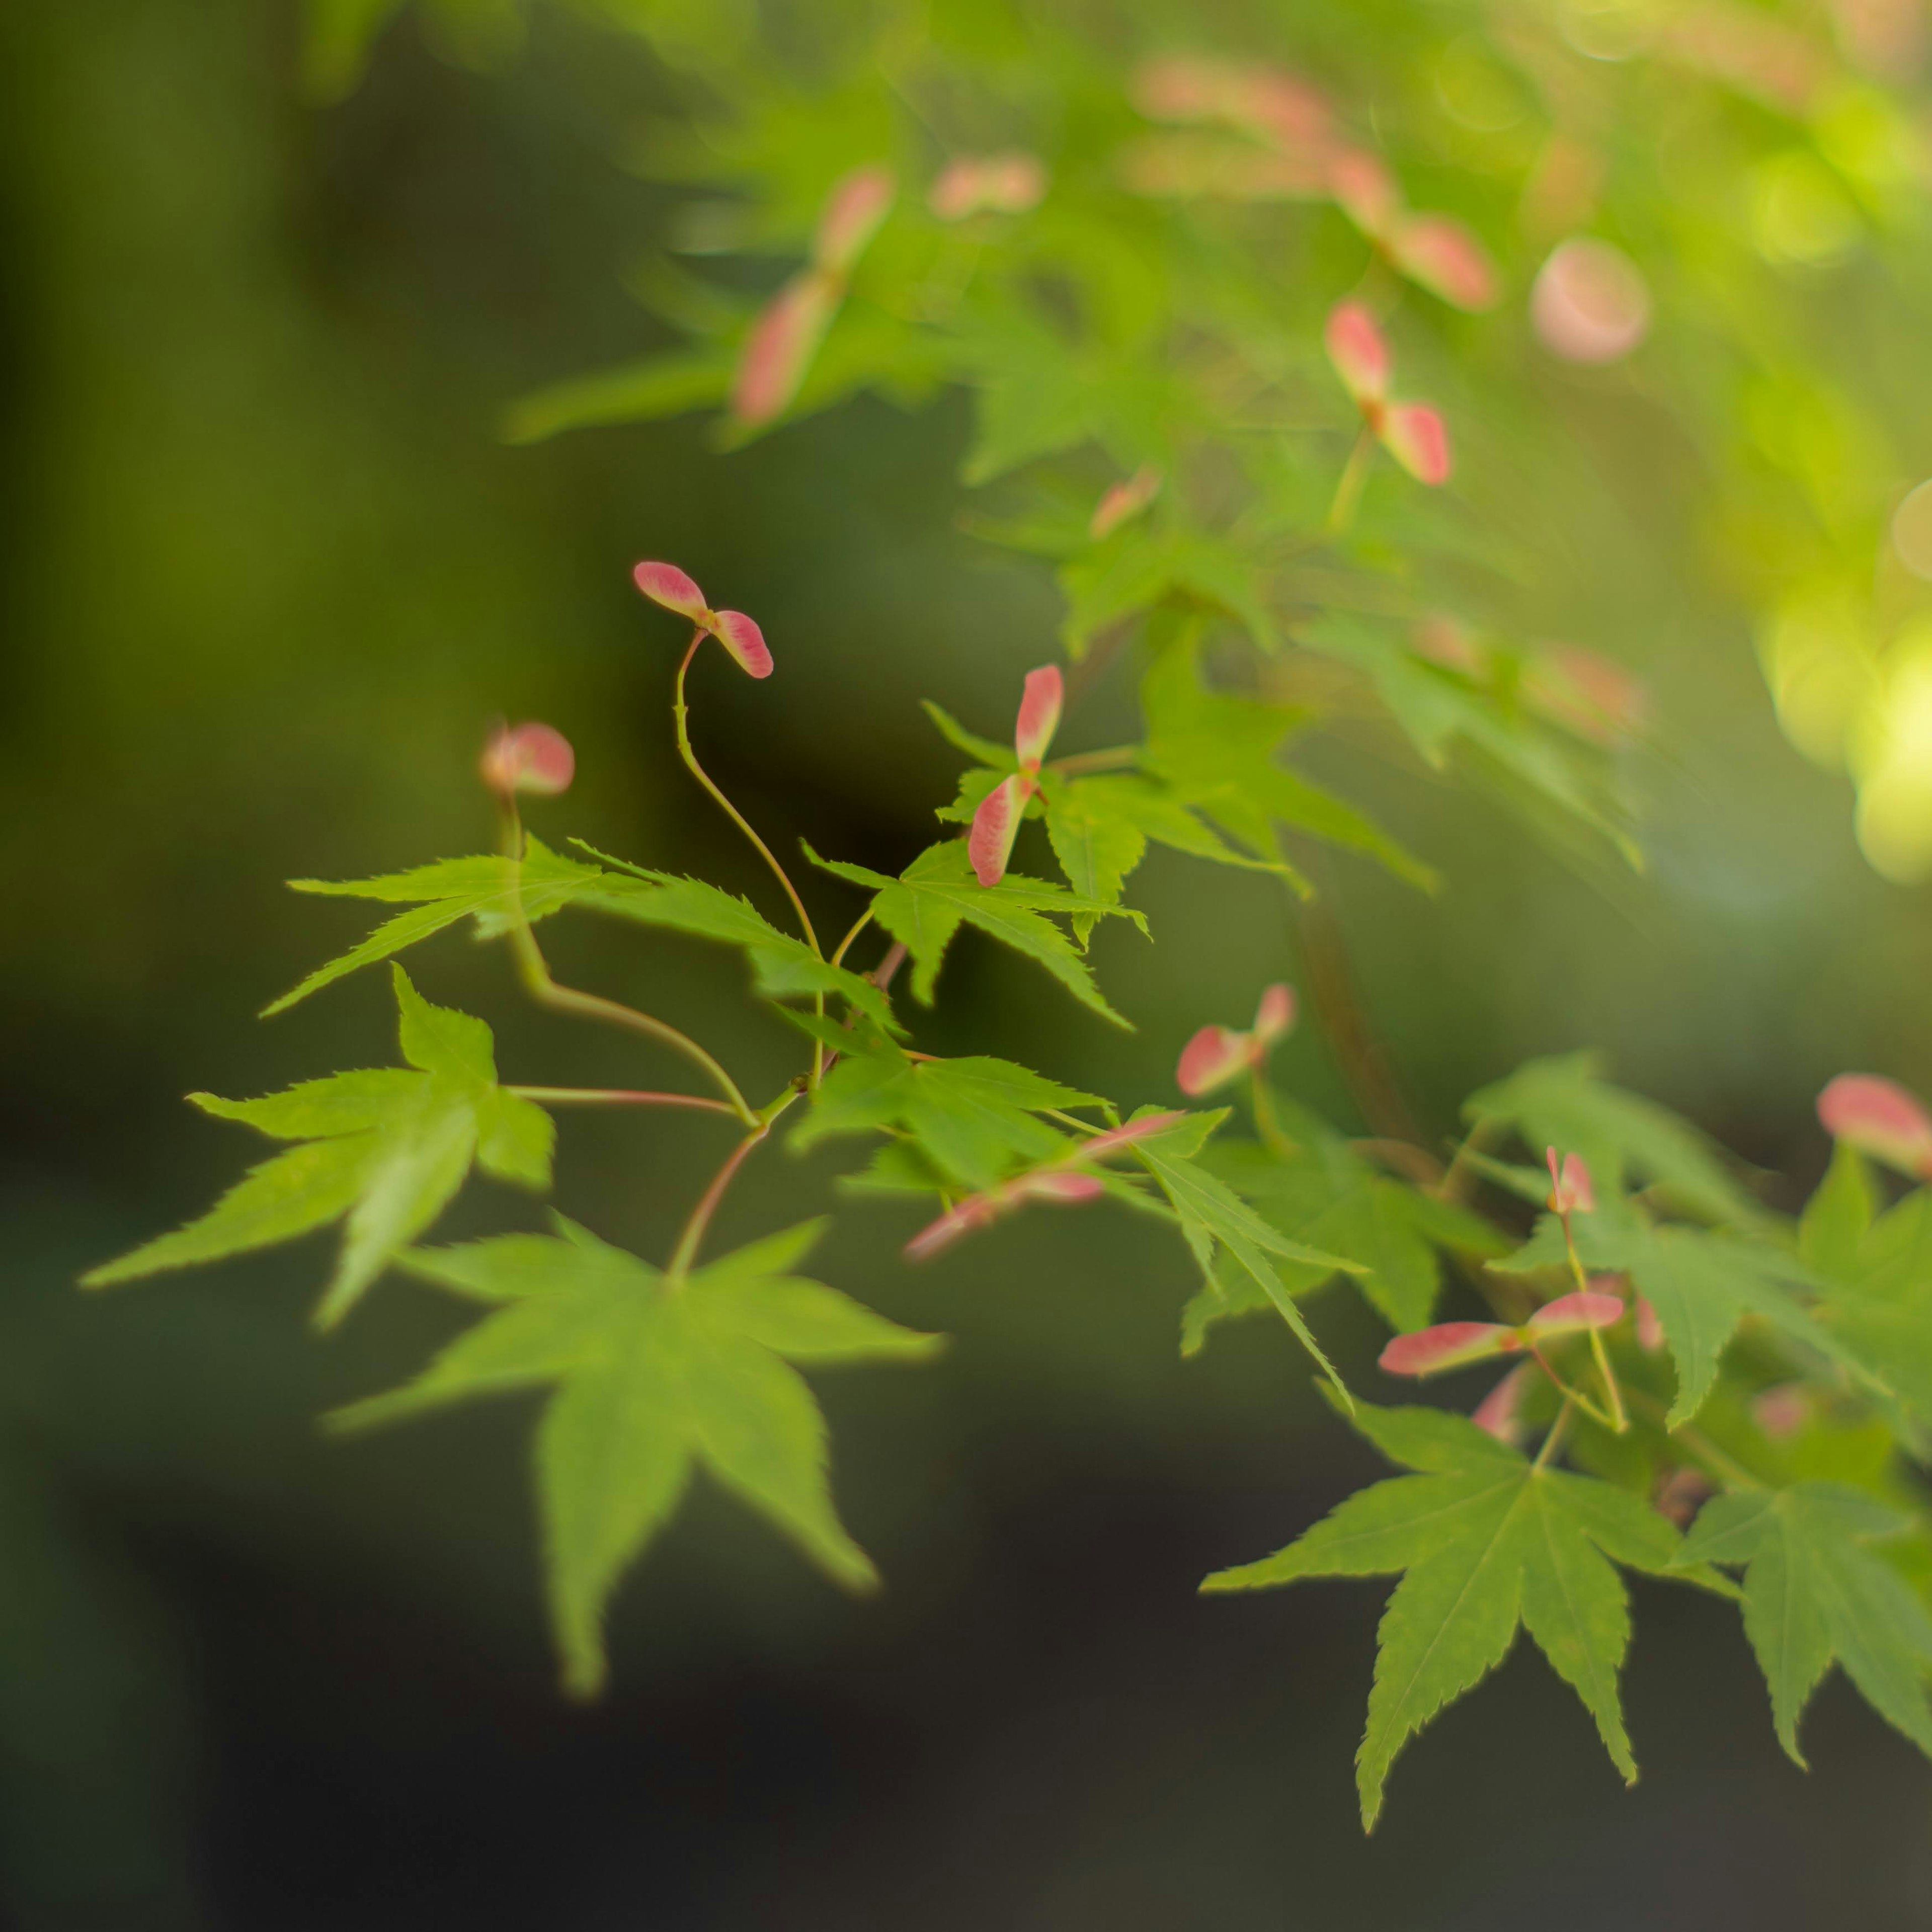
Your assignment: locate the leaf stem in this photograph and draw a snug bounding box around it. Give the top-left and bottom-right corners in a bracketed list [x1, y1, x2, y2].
[1048, 745, 1141, 777]
[498, 805, 757, 1125]
[667, 1083, 806, 1276]
[1251, 1069, 1296, 1159]
[1625, 1388, 1765, 1492]
[1434, 1117, 1500, 1205]
[1527, 1342, 1619, 1434]
[1295, 859, 1420, 1146]
[830, 908, 874, 971]
[1558, 1203, 1627, 1433]
[1325, 425, 1376, 536]
[1534, 1396, 1575, 1471]
[675, 629, 821, 956]
[1351, 1137, 1442, 1185]
[507, 1086, 739, 1115]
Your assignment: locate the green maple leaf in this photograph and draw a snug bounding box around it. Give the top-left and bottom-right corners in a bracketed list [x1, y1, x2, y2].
[792, 1043, 1102, 1190]
[1057, 524, 1280, 659]
[1295, 613, 1638, 863]
[922, 705, 1282, 938]
[1801, 1145, 1932, 1430]
[268, 837, 602, 1014]
[1140, 632, 1435, 892]
[332, 1217, 940, 1696]
[1498, 1213, 1856, 1427]
[1130, 1118, 1358, 1398]
[1204, 1399, 1713, 1828]
[84, 966, 552, 1327]
[1465, 1053, 1764, 1229]
[503, 346, 736, 445]
[1675, 1482, 1932, 1767]
[570, 848, 900, 1030]
[805, 839, 1142, 1027]
[1187, 1100, 1509, 1349]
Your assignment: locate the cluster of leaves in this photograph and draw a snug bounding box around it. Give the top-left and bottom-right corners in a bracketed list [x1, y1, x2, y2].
[87, 0, 1932, 1833]
[88, 619, 1932, 1825]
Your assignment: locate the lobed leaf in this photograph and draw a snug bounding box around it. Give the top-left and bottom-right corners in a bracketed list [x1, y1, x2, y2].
[332, 1217, 935, 1697]
[84, 967, 553, 1328]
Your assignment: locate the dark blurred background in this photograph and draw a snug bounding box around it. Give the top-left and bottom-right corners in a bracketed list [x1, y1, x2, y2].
[5, 2, 1932, 1926]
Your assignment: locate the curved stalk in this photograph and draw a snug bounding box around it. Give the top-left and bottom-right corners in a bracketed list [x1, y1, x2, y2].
[507, 1086, 738, 1115]
[668, 1084, 806, 1276]
[1326, 424, 1376, 535]
[674, 629, 821, 956]
[499, 804, 756, 1125]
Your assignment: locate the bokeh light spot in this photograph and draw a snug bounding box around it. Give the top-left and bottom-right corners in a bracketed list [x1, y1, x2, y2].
[1531, 237, 1651, 363]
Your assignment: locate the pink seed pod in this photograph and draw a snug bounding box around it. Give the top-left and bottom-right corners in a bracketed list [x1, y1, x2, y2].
[1327, 148, 1401, 239]
[632, 562, 774, 679]
[1634, 1294, 1665, 1353]
[710, 609, 773, 680]
[1252, 982, 1296, 1044]
[1130, 53, 1239, 123]
[1752, 1383, 1813, 1440]
[631, 561, 710, 621]
[1325, 299, 1391, 408]
[731, 273, 838, 428]
[1078, 1111, 1186, 1160]
[1177, 1024, 1257, 1097]
[1378, 403, 1452, 486]
[1130, 54, 1329, 149]
[1389, 214, 1499, 312]
[479, 721, 576, 797]
[1089, 464, 1163, 540]
[905, 1162, 1107, 1260]
[1018, 1169, 1106, 1203]
[1531, 237, 1652, 365]
[930, 151, 1048, 221]
[1014, 665, 1064, 769]
[1117, 134, 1330, 201]
[1232, 68, 1332, 152]
[904, 1191, 1002, 1261]
[1411, 614, 1486, 676]
[814, 164, 896, 276]
[1545, 1147, 1596, 1216]
[1380, 1320, 1520, 1378]
[1471, 1361, 1537, 1445]
[1526, 645, 1646, 746]
[1525, 1289, 1624, 1339]
[1654, 1465, 1713, 1529]
[968, 773, 1029, 887]
[1818, 1073, 1932, 1178]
